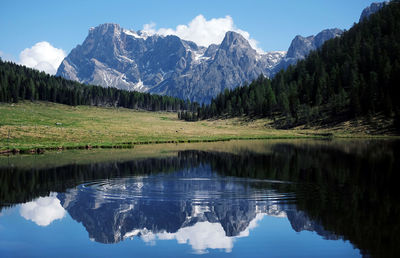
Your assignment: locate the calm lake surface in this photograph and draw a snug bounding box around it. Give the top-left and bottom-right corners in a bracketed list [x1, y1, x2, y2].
[0, 139, 399, 257]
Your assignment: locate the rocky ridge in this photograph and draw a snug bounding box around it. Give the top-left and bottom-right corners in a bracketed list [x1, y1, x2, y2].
[56, 2, 386, 102]
[57, 24, 285, 103]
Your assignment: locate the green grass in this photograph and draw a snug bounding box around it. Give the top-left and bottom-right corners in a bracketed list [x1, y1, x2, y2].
[0, 139, 281, 169]
[1, 138, 394, 170]
[0, 101, 396, 153]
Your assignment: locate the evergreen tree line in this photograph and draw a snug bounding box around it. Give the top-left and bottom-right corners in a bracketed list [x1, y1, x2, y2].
[181, 1, 400, 126]
[0, 155, 199, 210]
[0, 60, 198, 112]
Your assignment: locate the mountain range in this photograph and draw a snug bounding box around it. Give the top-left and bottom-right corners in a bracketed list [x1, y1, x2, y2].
[56, 25, 285, 103]
[56, 2, 384, 103]
[57, 167, 339, 247]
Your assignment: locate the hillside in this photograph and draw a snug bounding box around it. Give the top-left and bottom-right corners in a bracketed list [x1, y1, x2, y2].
[0, 59, 195, 112]
[1, 101, 396, 153]
[188, 1, 400, 132]
[0, 101, 305, 153]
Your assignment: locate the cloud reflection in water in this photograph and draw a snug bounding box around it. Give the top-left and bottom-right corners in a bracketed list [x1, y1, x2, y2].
[20, 193, 66, 226]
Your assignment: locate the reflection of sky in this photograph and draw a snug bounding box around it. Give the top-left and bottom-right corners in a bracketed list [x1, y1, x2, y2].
[123, 213, 266, 254]
[19, 193, 66, 226]
[0, 204, 361, 257]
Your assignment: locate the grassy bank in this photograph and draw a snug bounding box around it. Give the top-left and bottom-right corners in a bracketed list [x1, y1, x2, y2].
[1, 138, 389, 170]
[0, 101, 396, 153]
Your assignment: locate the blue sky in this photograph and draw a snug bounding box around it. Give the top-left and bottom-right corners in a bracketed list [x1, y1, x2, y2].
[0, 0, 378, 65]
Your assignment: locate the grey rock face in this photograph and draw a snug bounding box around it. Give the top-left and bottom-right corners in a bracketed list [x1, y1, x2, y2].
[270, 1, 386, 77]
[58, 169, 335, 244]
[270, 1, 387, 77]
[359, 2, 387, 22]
[272, 28, 343, 75]
[57, 24, 285, 103]
[286, 210, 340, 240]
[57, 23, 199, 93]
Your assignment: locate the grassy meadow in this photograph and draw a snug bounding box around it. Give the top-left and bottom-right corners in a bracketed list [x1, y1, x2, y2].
[0, 101, 395, 153]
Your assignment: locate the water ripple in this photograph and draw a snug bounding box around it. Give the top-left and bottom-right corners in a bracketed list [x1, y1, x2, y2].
[75, 175, 301, 204]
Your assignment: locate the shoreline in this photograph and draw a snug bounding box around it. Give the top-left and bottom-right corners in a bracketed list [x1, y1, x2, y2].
[1, 133, 398, 155]
[1, 101, 398, 155]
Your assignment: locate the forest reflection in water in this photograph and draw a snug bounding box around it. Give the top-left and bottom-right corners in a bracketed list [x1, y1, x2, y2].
[0, 139, 399, 257]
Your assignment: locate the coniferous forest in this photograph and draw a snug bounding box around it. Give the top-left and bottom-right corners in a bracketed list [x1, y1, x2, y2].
[180, 1, 400, 128]
[0, 60, 197, 112]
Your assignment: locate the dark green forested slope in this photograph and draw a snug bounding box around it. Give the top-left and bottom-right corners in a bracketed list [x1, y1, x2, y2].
[0, 60, 198, 112]
[183, 1, 400, 129]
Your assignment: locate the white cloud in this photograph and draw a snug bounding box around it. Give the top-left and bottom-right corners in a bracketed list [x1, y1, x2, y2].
[124, 214, 267, 254]
[19, 193, 66, 226]
[142, 15, 264, 53]
[19, 41, 66, 75]
[159, 221, 234, 254]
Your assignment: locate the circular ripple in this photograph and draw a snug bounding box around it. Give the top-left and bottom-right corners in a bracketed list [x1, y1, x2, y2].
[75, 175, 301, 205]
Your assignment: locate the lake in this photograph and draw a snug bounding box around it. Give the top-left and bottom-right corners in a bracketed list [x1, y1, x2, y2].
[0, 139, 399, 257]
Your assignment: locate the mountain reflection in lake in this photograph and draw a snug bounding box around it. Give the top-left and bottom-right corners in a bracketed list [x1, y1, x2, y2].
[0, 140, 399, 257]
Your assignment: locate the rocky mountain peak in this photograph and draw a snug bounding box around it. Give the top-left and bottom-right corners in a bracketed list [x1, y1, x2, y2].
[220, 31, 252, 51]
[89, 23, 122, 37]
[270, 27, 343, 76]
[359, 2, 388, 22]
[204, 44, 219, 58]
[286, 35, 314, 60]
[313, 28, 343, 48]
[286, 28, 342, 60]
[57, 25, 285, 103]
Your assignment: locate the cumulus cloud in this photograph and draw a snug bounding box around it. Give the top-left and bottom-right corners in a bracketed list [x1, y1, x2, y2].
[19, 41, 66, 75]
[19, 193, 66, 226]
[124, 214, 267, 254]
[142, 15, 264, 53]
[159, 221, 234, 254]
